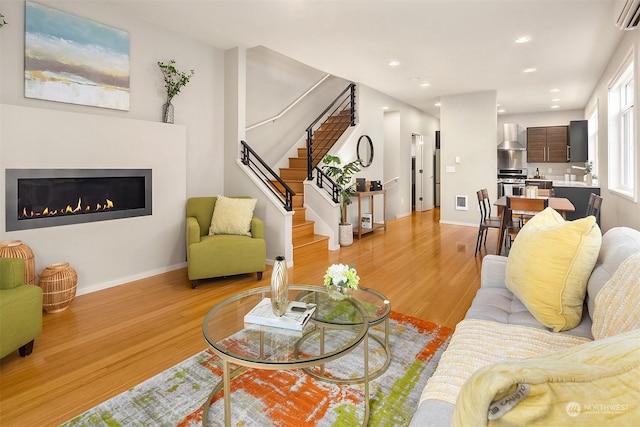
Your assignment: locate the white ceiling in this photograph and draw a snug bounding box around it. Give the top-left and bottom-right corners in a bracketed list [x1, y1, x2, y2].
[117, 0, 624, 118]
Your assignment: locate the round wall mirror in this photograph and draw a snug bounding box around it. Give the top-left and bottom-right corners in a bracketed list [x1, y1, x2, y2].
[357, 135, 374, 167]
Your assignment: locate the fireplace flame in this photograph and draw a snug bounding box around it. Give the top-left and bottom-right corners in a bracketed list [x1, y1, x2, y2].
[19, 197, 116, 219]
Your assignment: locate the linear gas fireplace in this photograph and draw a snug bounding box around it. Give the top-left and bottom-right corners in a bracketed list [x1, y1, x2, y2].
[6, 169, 152, 231]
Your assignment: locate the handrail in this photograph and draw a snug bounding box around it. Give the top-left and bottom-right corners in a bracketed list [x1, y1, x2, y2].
[246, 74, 332, 131]
[241, 141, 295, 211]
[306, 83, 356, 180]
[314, 166, 340, 204]
[383, 176, 399, 186]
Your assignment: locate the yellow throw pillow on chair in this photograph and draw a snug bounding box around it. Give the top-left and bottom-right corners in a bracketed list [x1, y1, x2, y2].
[208, 196, 257, 237]
[505, 207, 602, 332]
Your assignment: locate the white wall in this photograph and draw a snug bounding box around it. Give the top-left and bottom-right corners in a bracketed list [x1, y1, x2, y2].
[246, 47, 350, 168]
[358, 85, 438, 221]
[0, 0, 223, 198]
[0, 1, 222, 292]
[585, 30, 640, 232]
[224, 47, 295, 265]
[440, 91, 498, 226]
[1, 106, 187, 295]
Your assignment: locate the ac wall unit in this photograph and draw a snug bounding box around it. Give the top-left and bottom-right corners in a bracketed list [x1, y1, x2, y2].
[616, 0, 640, 30]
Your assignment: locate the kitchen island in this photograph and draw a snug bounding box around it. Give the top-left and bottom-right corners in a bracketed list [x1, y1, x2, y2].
[552, 180, 600, 224]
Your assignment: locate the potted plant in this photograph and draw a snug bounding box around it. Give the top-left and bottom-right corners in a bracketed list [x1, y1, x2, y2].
[584, 161, 594, 186]
[157, 60, 195, 123]
[321, 154, 362, 246]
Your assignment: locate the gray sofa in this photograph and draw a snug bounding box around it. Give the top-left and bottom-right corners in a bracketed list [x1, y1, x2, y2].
[409, 226, 640, 426]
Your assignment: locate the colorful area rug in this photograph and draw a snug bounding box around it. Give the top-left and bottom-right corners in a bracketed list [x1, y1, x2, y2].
[61, 312, 452, 427]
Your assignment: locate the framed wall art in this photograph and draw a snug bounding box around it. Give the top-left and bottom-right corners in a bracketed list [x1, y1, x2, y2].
[24, 1, 130, 110]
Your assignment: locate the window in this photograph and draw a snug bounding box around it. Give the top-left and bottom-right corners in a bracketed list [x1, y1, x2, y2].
[588, 103, 598, 180]
[608, 52, 636, 200]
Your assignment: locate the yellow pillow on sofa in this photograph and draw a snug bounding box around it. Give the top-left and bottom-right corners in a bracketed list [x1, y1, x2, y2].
[208, 196, 256, 237]
[505, 207, 601, 332]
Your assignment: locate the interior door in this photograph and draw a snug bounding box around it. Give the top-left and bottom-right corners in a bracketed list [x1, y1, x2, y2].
[413, 134, 425, 211]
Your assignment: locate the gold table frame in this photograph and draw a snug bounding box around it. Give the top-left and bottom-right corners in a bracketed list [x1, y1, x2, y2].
[202, 285, 390, 427]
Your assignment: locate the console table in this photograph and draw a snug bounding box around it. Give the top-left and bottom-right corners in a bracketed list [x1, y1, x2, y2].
[353, 190, 387, 239]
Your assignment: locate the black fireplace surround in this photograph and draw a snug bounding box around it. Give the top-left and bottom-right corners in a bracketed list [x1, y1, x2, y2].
[5, 169, 152, 231]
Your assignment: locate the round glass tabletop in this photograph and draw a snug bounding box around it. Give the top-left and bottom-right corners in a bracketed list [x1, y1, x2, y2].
[202, 285, 370, 369]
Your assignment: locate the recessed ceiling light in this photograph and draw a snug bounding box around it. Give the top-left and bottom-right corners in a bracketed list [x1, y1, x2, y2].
[419, 82, 430, 87]
[551, 105, 560, 109]
[551, 98, 561, 102]
[498, 109, 506, 113]
[523, 68, 537, 73]
[383, 106, 390, 110]
[388, 60, 400, 67]
[515, 35, 531, 44]
[435, 102, 441, 107]
[550, 88, 560, 93]
[409, 77, 420, 81]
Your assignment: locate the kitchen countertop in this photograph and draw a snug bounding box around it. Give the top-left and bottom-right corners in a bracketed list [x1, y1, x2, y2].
[553, 180, 600, 188]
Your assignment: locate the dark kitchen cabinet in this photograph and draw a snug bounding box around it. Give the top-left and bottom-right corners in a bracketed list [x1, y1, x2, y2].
[526, 126, 568, 163]
[569, 120, 588, 162]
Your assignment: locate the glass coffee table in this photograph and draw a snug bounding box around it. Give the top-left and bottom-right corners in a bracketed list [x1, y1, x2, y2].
[201, 284, 391, 427]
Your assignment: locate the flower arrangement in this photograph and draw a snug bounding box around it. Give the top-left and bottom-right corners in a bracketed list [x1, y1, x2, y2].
[323, 264, 359, 299]
[157, 60, 195, 104]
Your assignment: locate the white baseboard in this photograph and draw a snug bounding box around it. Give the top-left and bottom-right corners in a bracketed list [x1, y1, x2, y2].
[75, 262, 187, 296]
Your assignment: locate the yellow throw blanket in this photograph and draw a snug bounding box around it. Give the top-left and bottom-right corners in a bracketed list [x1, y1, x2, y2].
[419, 319, 590, 406]
[452, 328, 640, 426]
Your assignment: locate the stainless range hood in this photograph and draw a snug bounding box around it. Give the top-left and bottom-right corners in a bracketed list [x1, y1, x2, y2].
[497, 123, 526, 150]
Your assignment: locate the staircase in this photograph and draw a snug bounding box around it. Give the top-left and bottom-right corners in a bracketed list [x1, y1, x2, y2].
[278, 110, 353, 260]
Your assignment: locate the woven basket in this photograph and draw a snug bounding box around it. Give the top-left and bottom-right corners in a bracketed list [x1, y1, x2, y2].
[38, 263, 78, 313]
[0, 240, 36, 285]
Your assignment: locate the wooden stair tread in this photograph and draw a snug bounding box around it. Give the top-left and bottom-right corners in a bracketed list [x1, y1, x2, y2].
[292, 219, 314, 227]
[293, 234, 329, 249]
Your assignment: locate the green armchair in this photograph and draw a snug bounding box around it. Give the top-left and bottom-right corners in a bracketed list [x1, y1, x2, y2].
[0, 258, 43, 359]
[186, 197, 266, 288]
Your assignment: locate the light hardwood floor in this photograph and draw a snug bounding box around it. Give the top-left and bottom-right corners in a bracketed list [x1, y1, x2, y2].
[0, 209, 496, 426]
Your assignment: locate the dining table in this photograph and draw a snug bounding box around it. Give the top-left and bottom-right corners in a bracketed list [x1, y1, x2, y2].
[493, 196, 576, 255]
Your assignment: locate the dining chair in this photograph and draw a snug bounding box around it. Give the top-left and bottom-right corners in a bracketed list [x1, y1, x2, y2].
[475, 189, 501, 256]
[586, 193, 603, 224]
[537, 188, 551, 197]
[505, 196, 549, 254]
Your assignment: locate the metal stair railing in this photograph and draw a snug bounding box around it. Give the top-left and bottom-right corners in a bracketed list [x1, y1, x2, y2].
[314, 166, 340, 204]
[306, 83, 356, 180]
[241, 140, 295, 211]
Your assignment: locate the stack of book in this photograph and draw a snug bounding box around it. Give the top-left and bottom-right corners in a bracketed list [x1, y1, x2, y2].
[244, 298, 316, 331]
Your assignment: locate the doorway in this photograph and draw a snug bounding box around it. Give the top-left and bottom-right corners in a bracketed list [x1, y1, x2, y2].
[411, 134, 424, 211]
[434, 130, 440, 207]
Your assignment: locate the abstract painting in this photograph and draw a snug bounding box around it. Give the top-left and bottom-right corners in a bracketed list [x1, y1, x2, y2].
[24, 1, 130, 110]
